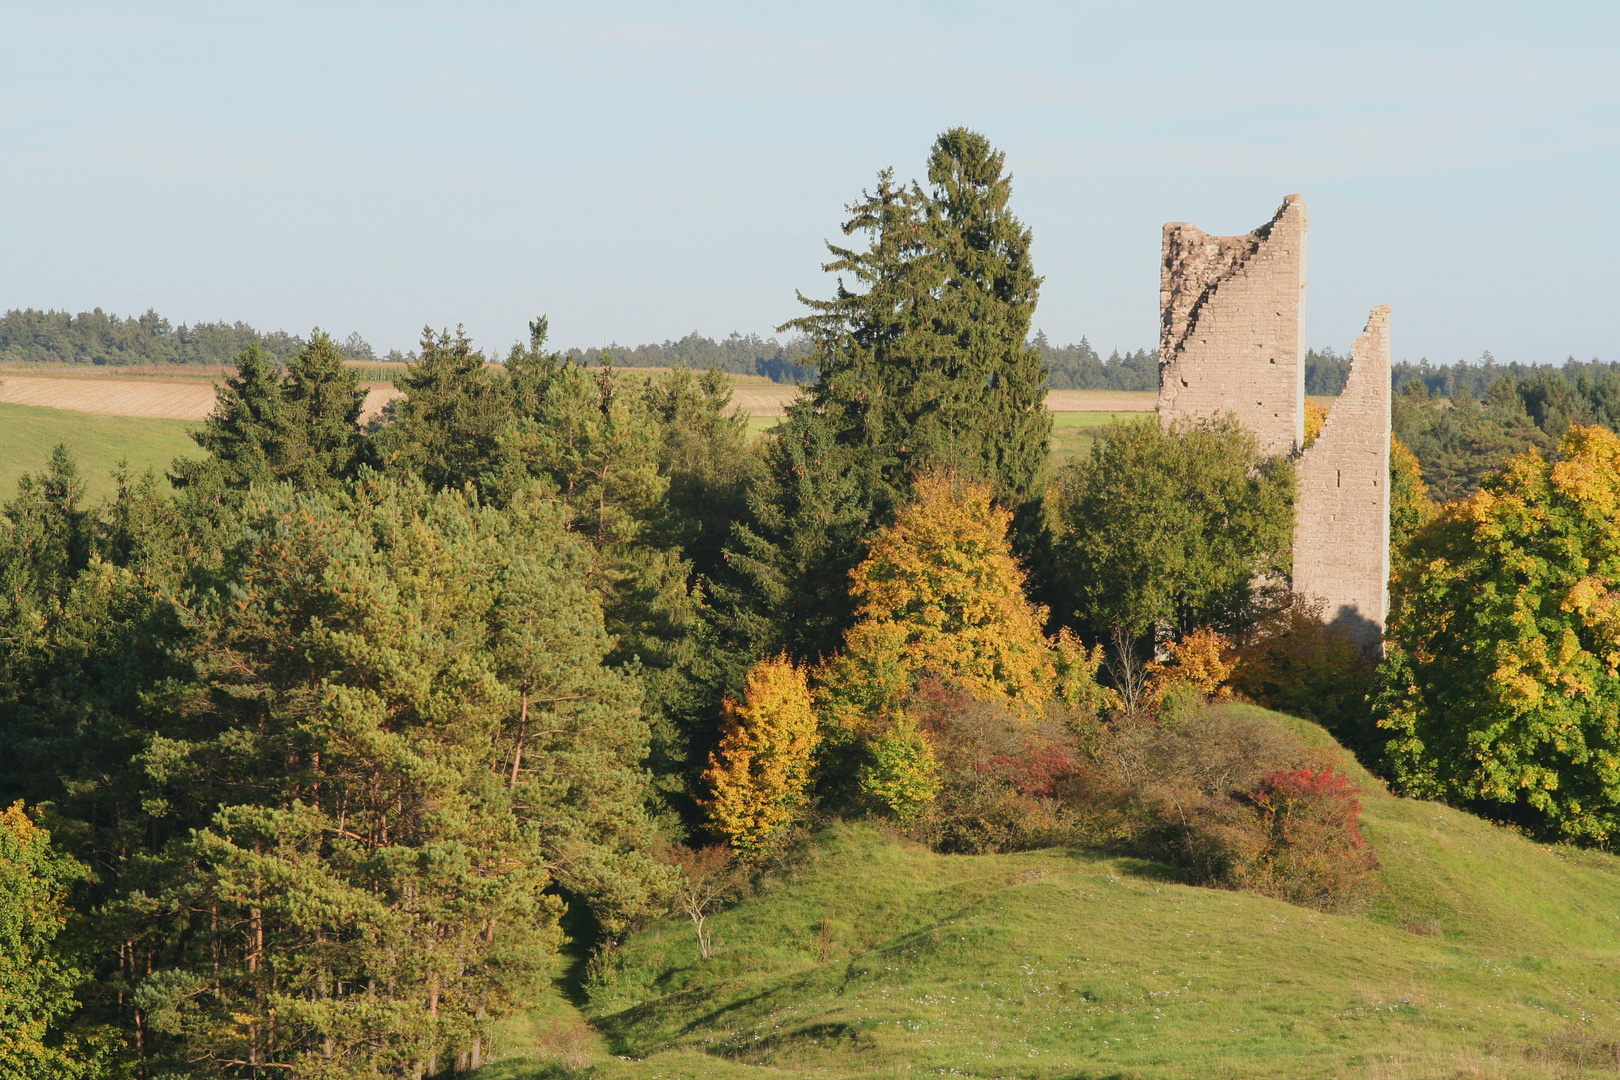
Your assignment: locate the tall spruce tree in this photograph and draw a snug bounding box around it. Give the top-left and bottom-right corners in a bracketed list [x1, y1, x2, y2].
[782, 127, 1049, 512]
[729, 128, 1047, 671]
[379, 325, 512, 492]
[180, 332, 368, 491]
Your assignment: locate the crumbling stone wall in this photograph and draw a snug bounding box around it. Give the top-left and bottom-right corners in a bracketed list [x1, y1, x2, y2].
[1293, 307, 1391, 649]
[1158, 194, 1307, 456]
[1155, 195, 1390, 648]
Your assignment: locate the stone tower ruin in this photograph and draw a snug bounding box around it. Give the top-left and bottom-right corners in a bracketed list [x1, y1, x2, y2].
[1156, 195, 1390, 649]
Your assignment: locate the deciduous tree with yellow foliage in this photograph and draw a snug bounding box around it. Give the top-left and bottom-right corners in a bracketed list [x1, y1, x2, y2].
[813, 473, 1109, 816]
[1377, 424, 1620, 842]
[816, 473, 1106, 738]
[702, 655, 819, 854]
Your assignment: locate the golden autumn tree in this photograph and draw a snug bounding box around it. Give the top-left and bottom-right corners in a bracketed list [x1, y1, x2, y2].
[817, 472, 1103, 737]
[702, 654, 819, 854]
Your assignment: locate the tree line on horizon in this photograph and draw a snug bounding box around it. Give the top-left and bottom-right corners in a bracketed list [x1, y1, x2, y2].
[15, 307, 1612, 398]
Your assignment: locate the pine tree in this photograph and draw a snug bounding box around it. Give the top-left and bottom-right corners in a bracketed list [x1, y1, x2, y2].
[181, 333, 368, 491]
[718, 407, 876, 664]
[2, 477, 669, 1076]
[281, 330, 369, 486]
[735, 128, 1048, 676]
[181, 341, 289, 489]
[380, 325, 512, 492]
[916, 128, 1050, 509]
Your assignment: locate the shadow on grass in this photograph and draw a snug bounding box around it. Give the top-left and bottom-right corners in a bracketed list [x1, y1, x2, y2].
[553, 891, 601, 1008]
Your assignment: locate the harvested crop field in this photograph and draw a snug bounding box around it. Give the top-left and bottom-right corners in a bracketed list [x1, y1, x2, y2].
[0, 368, 1160, 425]
[0, 374, 401, 422]
[727, 386, 1157, 418]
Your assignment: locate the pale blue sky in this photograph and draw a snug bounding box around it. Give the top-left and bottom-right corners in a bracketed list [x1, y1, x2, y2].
[2, 2, 1615, 363]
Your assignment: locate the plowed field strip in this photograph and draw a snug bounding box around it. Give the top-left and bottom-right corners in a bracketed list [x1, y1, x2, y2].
[0, 377, 402, 422]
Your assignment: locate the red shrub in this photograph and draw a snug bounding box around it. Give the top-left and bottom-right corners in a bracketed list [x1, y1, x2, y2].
[1236, 763, 1379, 909]
[1250, 765, 1368, 848]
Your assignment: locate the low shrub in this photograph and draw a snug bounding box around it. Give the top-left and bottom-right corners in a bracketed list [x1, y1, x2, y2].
[903, 678, 1085, 854]
[1070, 707, 1381, 911]
[1232, 764, 1380, 908]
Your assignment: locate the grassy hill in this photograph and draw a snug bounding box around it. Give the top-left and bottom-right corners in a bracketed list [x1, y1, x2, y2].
[0, 402, 195, 501]
[482, 706, 1620, 1079]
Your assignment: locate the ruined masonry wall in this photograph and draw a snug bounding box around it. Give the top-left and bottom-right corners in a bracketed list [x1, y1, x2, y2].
[1158, 195, 1307, 457]
[1293, 306, 1391, 648]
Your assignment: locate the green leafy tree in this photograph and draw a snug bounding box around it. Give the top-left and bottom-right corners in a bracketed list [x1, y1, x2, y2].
[0, 802, 107, 1079]
[1050, 416, 1295, 644]
[1377, 424, 1620, 842]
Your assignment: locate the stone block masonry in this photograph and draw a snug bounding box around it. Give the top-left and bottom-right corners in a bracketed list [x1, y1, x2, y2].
[1294, 307, 1391, 648]
[1158, 195, 1307, 457]
[1155, 195, 1391, 650]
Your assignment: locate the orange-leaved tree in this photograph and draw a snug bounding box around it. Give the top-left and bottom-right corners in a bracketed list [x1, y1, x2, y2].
[817, 472, 1109, 738]
[701, 654, 819, 854]
[1144, 626, 1235, 705]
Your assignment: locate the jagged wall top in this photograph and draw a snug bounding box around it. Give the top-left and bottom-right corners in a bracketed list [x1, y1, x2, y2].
[1158, 194, 1307, 456]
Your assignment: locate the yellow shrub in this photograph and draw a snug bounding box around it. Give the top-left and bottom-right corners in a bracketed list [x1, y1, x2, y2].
[1145, 627, 1235, 704]
[1303, 399, 1329, 449]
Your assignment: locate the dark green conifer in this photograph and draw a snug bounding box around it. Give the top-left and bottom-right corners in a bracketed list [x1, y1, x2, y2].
[380, 325, 512, 491]
[782, 127, 1049, 512]
[180, 332, 367, 491]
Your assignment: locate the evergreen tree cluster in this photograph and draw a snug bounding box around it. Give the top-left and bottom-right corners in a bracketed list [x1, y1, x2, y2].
[1391, 367, 1620, 500]
[1036, 335, 1159, 391]
[563, 331, 817, 384]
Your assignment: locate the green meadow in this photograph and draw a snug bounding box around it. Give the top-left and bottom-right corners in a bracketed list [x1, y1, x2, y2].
[0, 402, 196, 500]
[481, 707, 1620, 1080]
[0, 406, 1146, 504]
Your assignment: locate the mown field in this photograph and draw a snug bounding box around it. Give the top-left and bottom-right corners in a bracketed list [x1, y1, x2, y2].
[0, 401, 196, 500]
[477, 707, 1620, 1080]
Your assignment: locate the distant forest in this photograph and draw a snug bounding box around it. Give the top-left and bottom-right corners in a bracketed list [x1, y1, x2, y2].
[563, 331, 818, 383]
[0, 307, 373, 367]
[4, 306, 1613, 401]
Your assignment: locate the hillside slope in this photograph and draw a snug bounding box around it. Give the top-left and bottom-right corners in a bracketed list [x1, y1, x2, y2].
[486, 706, 1620, 1079]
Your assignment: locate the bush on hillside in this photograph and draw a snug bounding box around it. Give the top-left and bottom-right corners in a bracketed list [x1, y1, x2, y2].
[1068, 707, 1381, 912]
[904, 678, 1082, 854]
[1235, 765, 1379, 908]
